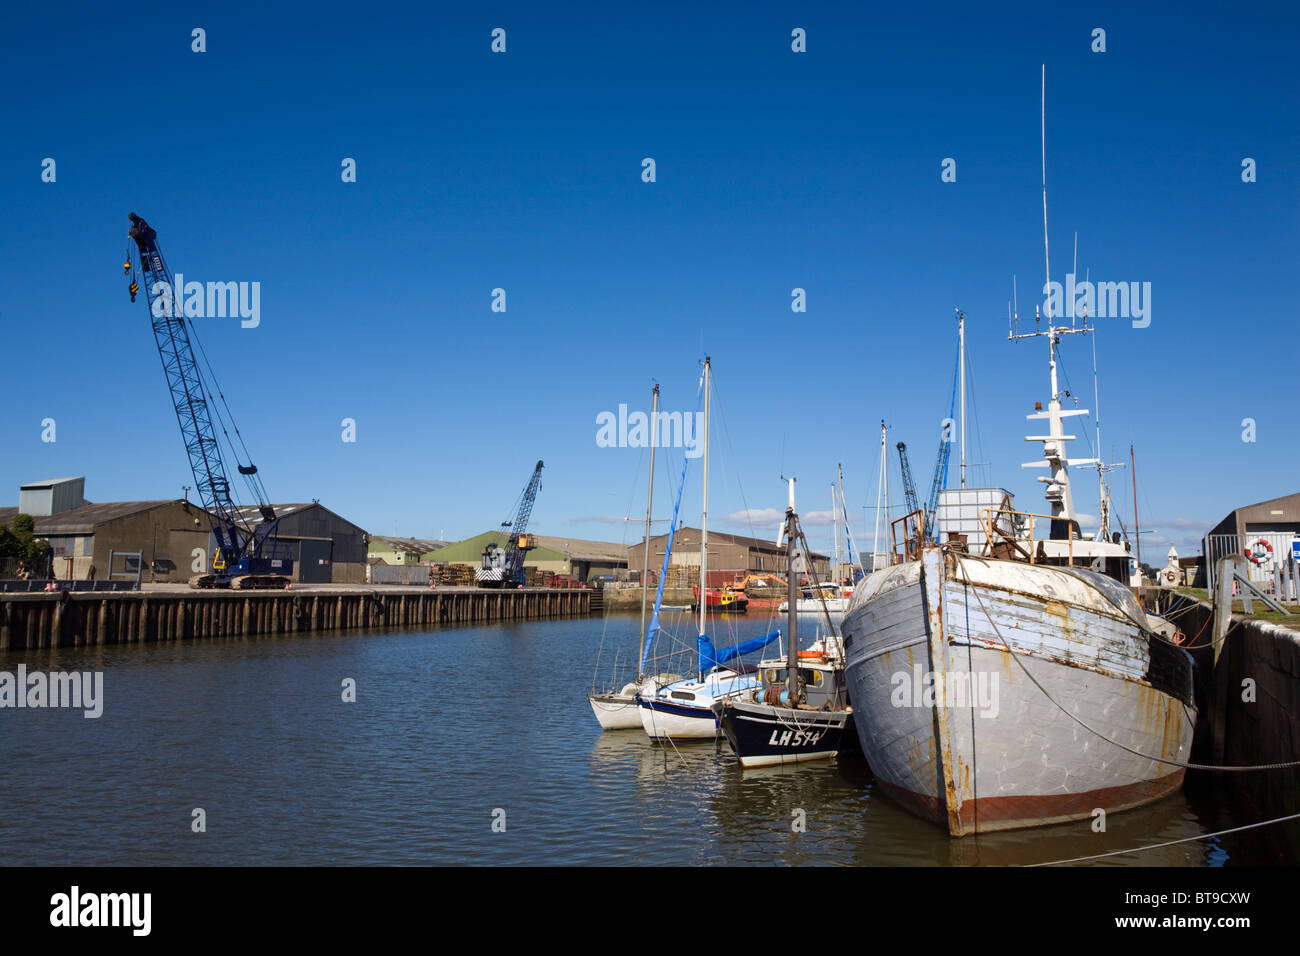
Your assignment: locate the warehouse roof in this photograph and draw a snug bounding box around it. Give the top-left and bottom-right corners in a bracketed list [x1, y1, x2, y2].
[427, 531, 629, 565]
[32, 500, 196, 535]
[645, 526, 828, 558]
[531, 534, 628, 563]
[370, 535, 449, 554]
[19, 477, 84, 489]
[1208, 491, 1300, 537]
[227, 502, 368, 536]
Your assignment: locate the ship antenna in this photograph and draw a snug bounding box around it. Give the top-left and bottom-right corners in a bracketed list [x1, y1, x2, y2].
[1041, 63, 1051, 322]
[1008, 274, 1020, 338]
[1072, 230, 1078, 330]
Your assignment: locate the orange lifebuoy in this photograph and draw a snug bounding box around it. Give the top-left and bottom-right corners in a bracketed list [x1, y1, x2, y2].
[797, 650, 825, 661]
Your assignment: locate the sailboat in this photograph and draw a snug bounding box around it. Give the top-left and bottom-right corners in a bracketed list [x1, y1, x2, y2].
[588, 383, 681, 730]
[636, 357, 779, 742]
[718, 479, 852, 767]
[837, 69, 1195, 835]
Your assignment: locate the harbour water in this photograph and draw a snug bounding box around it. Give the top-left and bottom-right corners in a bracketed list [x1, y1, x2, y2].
[0, 613, 1291, 866]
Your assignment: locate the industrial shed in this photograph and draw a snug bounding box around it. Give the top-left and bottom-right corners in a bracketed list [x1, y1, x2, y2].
[228, 502, 369, 584]
[1, 493, 214, 583]
[627, 527, 829, 580]
[3, 478, 371, 585]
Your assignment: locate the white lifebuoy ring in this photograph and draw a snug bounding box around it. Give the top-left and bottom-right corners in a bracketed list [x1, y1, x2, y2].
[1244, 538, 1274, 566]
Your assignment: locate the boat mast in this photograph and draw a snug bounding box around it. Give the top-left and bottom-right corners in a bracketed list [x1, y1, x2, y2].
[1131, 443, 1143, 574]
[698, 356, 710, 679]
[959, 309, 967, 489]
[872, 420, 887, 569]
[785, 477, 800, 705]
[831, 481, 839, 587]
[837, 462, 856, 580]
[637, 383, 659, 674]
[1011, 64, 1097, 534]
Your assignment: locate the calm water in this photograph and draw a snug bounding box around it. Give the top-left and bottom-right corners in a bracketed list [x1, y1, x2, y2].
[0, 612, 1291, 866]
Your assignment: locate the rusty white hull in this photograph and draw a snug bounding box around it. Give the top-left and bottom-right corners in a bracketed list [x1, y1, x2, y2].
[842, 547, 1196, 836]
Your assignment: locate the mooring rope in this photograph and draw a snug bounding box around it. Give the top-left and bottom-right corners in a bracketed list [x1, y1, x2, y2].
[1028, 811, 1300, 866]
[953, 558, 1300, 772]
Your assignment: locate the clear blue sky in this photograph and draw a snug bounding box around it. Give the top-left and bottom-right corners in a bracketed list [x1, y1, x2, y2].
[2, 0, 1296, 561]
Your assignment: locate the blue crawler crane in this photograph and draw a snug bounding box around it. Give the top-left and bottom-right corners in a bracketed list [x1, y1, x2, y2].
[125, 213, 293, 589]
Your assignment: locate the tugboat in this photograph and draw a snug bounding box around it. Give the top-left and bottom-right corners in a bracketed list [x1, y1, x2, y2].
[718, 479, 852, 767]
[692, 584, 749, 614]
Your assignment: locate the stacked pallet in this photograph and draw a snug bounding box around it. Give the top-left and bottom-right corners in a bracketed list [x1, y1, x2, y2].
[663, 566, 699, 589]
[429, 563, 477, 587]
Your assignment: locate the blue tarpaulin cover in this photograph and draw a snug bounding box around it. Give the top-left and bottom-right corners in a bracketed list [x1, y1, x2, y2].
[696, 630, 781, 674]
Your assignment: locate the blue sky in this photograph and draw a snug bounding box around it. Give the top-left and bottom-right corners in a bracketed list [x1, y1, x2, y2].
[2, 0, 1296, 561]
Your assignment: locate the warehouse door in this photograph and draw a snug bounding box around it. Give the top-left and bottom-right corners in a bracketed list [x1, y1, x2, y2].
[299, 539, 333, 583]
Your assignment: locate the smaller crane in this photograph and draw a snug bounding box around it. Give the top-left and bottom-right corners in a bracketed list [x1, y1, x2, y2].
[896, 442, 921, 519]
[477, 460, 544, 588]
[922, 424, 953, 544]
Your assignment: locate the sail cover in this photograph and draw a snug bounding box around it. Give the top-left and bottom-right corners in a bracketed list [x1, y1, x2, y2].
[697, 630, 780, 674]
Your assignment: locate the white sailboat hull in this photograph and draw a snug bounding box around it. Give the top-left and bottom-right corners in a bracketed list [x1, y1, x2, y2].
[636, 698, 721, 740]
[589, 693, 642, 730]
[636, 670, 761, 741]
[841, 549, 1196, 835]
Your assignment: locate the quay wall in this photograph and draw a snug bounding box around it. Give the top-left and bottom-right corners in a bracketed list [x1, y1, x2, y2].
[1148, 590, 1300, 842]
[0, 586, 590, 650]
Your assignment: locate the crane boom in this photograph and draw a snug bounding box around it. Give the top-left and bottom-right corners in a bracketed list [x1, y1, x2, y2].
[896, 442, 921, 519]
[923, 427, 952, 543]
[126, 213, 290, 588]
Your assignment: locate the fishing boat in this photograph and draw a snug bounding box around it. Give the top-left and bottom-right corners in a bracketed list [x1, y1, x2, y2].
[637, 357, 778, 741]
[841, 70, 1195, 835]
[719, 479, 852, 767]
[841, 305, 1194, 835]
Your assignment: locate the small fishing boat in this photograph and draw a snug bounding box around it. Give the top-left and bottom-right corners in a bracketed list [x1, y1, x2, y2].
[719, 479, 852, 767]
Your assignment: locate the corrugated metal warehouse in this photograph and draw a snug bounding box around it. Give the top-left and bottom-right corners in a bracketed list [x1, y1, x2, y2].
[228, 502, 369, 584]
[2, 478, 371, 585]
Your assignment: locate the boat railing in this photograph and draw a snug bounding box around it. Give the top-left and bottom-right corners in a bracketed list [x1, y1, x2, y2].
[890, 510, 926, 564]
[977, 508, 1075, 566]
